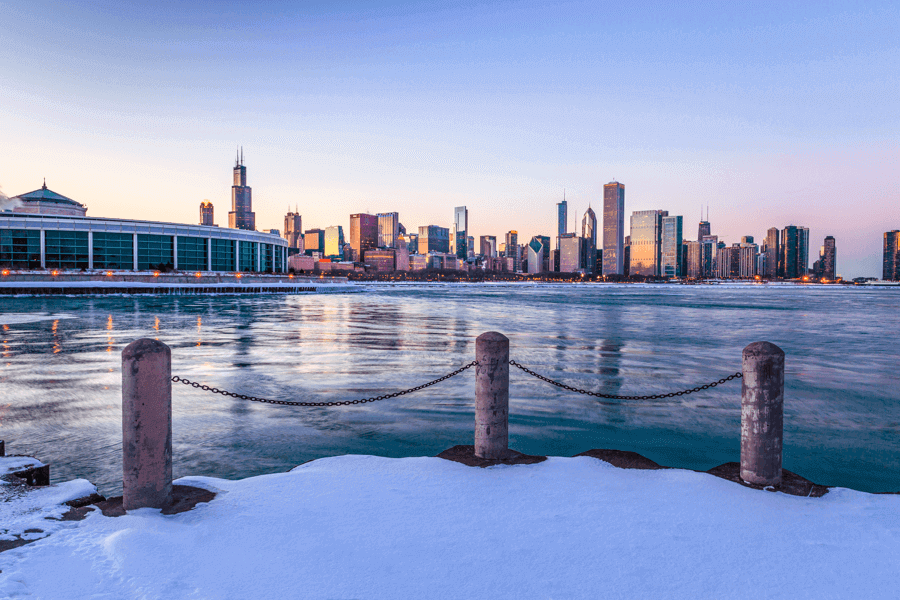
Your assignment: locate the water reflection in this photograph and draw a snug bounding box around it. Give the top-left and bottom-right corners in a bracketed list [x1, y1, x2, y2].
[0, 285, 898, 495]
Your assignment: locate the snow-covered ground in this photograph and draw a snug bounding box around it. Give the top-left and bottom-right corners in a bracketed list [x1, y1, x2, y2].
[2, 455, 898, 599]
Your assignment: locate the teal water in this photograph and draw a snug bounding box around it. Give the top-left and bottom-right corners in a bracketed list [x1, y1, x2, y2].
[0, 283, 897, 494]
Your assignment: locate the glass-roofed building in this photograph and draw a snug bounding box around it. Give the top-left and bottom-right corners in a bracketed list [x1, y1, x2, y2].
[1, 182, 287, 272]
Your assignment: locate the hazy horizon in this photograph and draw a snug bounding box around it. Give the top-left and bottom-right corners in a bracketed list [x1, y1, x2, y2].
[1, 1, 897, 278]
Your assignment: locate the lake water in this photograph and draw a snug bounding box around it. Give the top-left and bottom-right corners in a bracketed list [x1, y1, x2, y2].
[1, 283, 897, 494]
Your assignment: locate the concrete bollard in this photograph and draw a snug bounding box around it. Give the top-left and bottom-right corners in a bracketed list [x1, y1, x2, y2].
[475, 332, 510, 459]
[740, 341, 785, 486]
[122, 338, 173, 510]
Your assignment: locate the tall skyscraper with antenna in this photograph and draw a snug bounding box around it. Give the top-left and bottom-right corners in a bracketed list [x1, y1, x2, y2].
[698, 206, 710, 240]
[228, 148, 255, 231]
[557, 193, 567, 250]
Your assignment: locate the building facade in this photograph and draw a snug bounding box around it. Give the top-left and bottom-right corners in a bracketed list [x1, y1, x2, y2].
[418, 225, 450, 254]
[505, 231, 519, 272]
[527, 237, 545, 274]
[453, 206, 468, 259]
[661, 215, 683, 278]
[581, 206, 597, 274]
[228, 151, 255, 230]
[200, 201, 214, 226]
[884, 231, 900, 281]
[324, 226, 345, 259]
[602, 181, 625, 275]
[284, 211, 302, 248]
[0, 212, 286, 272]
[821, 236, 836, 280]
[479, 235, 497, 258]
[559, 234, 585, 273]
[557, 197, 567, 249]
[377, 212, 399, 249]
[349, 213, 378, 260]
[630, 210, 667, 277]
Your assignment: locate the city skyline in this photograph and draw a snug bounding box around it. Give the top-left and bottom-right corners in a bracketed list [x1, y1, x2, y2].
[1, 1, 897, 277]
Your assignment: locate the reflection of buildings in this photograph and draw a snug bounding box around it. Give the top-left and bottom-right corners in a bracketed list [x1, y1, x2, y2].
[2, 183, 286, 272]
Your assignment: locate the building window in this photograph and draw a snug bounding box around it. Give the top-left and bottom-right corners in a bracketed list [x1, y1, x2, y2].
[137, 234, 174, 270]
[211, 238, 235, 271]
[177, 236, 208, 271]
[0, 229, 40, 269]
[238, 241, 258, 272]
[261, 244, 274, 273]
[44, 230, 89, 269]
[92, 232, 134, 270]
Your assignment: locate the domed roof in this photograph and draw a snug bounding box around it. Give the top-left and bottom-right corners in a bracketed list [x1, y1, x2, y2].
[15, 180, 85, 208]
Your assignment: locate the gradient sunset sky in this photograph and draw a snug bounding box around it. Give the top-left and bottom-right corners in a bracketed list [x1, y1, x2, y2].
[1, 1, 897, 277]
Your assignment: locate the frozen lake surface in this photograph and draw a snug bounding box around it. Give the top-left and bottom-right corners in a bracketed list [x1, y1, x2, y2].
[1, 282, 898, 494]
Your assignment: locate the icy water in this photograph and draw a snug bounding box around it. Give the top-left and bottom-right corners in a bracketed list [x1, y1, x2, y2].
[0, 283, 898, 495]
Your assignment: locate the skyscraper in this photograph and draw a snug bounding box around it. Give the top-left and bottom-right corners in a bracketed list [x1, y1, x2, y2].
[527, 237, 545, 274]
[630, 210, 667, 277]
[480, 235, 497, 257]
[228, 148, 255, 230]
[764, 228, 780, 279]
[557, 197, 567, 250]
[661, 215, 683, 278]
[602, 181, 625, 275]
[822, 236, 836, 280]
[324, 226, 345, 258]
[698, 219, 711, 241]
[798, 227, 810, 277]
[505, 231, 519, 272]
[377, 212, 399, 248]
[454, 206, 468, 260]
[883, 231, 900, 281]
[581, 206, 597, 274]
[781, 226, 801, 279]
[686, 240, 713, 279]
[284, 210, 302, 248]
[200, 201, 214, 226]
[350, 214, 378, 259]
[418, 225, 450, 254]
[303, 229, 325, 255]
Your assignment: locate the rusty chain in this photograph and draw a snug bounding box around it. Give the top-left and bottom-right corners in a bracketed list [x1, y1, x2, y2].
[171, 361, 477, 407]
[508, 360, 742, 400]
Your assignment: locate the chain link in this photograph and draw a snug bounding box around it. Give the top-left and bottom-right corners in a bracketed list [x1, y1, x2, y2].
[171, 361, 478, 407]
[508, 360, 742, 400]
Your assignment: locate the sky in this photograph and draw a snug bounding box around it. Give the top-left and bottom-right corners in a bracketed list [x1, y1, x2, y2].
[0, 0, 897, 277]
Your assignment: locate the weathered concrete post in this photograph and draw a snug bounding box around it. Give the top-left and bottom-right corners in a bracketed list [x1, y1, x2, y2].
[122, 338, 173, 510]
[740, 341, 785, 486]
[475, 332, 510, 460]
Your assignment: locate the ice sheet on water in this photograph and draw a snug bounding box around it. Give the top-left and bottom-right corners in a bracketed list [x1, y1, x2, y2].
[0, 312, 79, 325]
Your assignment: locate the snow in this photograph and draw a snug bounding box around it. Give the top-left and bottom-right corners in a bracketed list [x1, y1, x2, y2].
[1, 455, 898, 599]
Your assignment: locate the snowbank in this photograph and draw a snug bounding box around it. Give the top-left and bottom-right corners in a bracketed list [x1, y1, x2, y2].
[1, 455, 897, 599]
